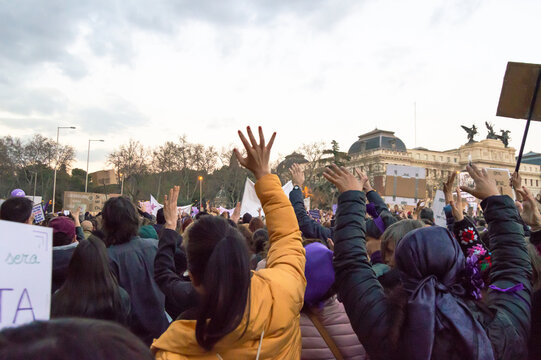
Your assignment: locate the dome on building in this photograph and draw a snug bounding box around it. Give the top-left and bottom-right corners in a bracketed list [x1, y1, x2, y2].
[348, 129, 407, 155]
[276, 152, 308, 175]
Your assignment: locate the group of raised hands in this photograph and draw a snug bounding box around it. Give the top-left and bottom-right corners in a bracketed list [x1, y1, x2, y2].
[160, 126, 541, 233]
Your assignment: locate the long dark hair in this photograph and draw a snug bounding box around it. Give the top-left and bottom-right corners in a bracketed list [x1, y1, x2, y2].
[51, 236, 127, 324]
[102, 197, 139, 246]
[187, 215, 251, 350]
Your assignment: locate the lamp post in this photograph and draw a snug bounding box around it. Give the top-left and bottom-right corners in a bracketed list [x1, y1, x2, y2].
[31, 171, 37, 203]
[85, 139, 105, 193]
[198, 176, 203, 210]
[119, 173, 124, 196]
[52, 126, 76, 213]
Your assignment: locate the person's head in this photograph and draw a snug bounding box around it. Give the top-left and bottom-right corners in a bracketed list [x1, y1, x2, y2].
[419, 208, 435, 226]
[252, 228, 269, 255]
[248, 217, 264, 233]
[381, 219, 424, 267]
[101, 197, 139, 246]
[49, 217, 76, 247]
[242, 213, 252, 224]
[81, 220, 93, 232]
[0, 197, 33, 224]
[51, 236, 125, 323]
[195, 211, 209, 220]
[304, 242, 335, 308]
[156, 208, 165, 225]
[186, 215, 251, 350]
[0, 318, 153, 360]
[237, 224, 253, 251]
[181, 217, 193, 233]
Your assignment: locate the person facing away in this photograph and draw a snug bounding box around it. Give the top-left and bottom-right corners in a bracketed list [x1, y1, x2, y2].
[51, 235, 131, 325]
[0, 196, 33, 224]
[0, 318, 154, 360]
[151, 126, 306, 359]
[325, 164, 532, 360]
[102, 196, 168, 346]
[300, 242, 366, 360]
[49, 216, 79, 293]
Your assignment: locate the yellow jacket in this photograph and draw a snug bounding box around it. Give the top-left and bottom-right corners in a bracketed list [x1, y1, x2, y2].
[151, 174, 306, 360]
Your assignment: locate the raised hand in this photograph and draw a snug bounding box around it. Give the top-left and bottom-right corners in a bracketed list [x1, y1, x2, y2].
[290, 163, 305, 187]
[163, 186, 180, 231]
[234, 126, 276, 180]
[231, 202, 241, 224]
[323, 164, 363, 193]
[355, 169, 373, 193]
[510, 172, 523, 201]
[515, 186, 541, 231]
[443, 172, 457, 205]
[460, 164, 500, 200]
[414, 200, 425, 220]
[450, 187, 464, 221]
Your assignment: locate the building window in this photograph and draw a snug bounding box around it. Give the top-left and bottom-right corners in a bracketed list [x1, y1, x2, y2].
[531, 179, 534, 186]
[454, 158, 457, 163]
[537, 180, 539, 187]
[424, 154, 428, 160]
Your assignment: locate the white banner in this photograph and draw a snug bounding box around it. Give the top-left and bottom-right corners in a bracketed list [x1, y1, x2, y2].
[432, 190, 447, 227]
[0, 220, 53, 330]
[240, 179, 293, 217]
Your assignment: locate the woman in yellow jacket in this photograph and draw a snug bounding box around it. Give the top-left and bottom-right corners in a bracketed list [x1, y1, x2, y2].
[151, 127, 306, 359]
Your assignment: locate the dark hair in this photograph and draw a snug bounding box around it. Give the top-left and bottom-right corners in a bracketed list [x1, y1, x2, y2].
[156, 208, 165, 225]
[102, 197, 139, 246]
[187, 215, 251, 350]
[195, 211, 209, 220]
[51, 236, 128, 324]
[237, 225, 253, 251]
[381, 220, 424, 265]
[248, 217, 264, 233]
[419, 208, 434, 223]
[252, 229, 269, 254]
[53, 232, 75, 247]
[182, 217, 193, 233]
[0, 197, 33, 223]
[242, 213, 252, 224]
[0, 318, 153, 360]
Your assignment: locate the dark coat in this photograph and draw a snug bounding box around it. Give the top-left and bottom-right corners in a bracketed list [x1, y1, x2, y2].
[289, 186, 333, 241]
[108, 236, 169, 346]
[333, 191, 532, 360]
[154, 229, 198, 320]
[51, 243, 78, 293]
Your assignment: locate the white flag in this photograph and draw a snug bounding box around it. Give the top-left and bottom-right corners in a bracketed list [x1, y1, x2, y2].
[149, 195, 163, 216]
[239, 178, 294, 218]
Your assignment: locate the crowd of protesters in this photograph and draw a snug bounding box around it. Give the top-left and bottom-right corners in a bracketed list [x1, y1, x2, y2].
[0, 126, 540, 360]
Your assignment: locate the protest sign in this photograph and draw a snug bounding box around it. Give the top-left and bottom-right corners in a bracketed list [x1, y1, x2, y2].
[149, 195, 163, 216]
[384, 165, 426, 201]
[63, 192, 120, 213]
[304, 197, 311, 211]
[432, 190, 447, 227]
[0, 220, 52, 330]
[178, 204, 193, 215]
[31, 203, 45, 223]
[25, 196, 42, 205]
[459, 168, 514, 199]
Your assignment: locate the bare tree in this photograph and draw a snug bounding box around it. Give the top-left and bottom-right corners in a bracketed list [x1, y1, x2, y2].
[298, 140, 327, 187]
[108, 139, 149, 199]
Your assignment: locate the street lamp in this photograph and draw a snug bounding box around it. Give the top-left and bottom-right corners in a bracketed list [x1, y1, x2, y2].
[52, 126, 76, 213]
[198, 176, 203, 210]
[85, 139, 105, 193]
[119, 172, 125, 196]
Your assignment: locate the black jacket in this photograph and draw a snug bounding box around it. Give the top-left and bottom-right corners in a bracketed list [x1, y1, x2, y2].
[51, 243, 78, 293]
[333, 191, 532, 360]
[289, 186, 333, 241]
[154, 229, 198, 320]
[108, 236, 169, 346]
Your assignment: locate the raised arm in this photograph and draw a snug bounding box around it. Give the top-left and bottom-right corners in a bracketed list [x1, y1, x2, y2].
[324, 165, 391, 358]
[461, 165, 532, 359]
[289, 183, 332, 241]
[234, 127, 306, 295]
[357, 170, 396, 229]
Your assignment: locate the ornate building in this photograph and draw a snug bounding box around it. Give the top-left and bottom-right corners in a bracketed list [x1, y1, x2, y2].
[297, 129, 541, 200]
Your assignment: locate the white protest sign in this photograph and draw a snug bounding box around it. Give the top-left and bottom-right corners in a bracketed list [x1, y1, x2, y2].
[178, 204, 193, 215]
[31, 204, 45, 223]
[0, 220, 52, 329]
[432, 190, 447, 227]
[304, 197, 311, 211]
[240, 179, 293, 217]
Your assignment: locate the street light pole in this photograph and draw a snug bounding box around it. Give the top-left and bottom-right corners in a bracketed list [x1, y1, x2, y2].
[198, 176, 203, 210]
[33, 171, 37, 203]
[120, 173, 124, 196]
[52, 126, 76, 213]
[85, 139, 105, 192]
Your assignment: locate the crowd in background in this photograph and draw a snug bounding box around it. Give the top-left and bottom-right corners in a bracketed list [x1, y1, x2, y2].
[0, 126, 540, 360]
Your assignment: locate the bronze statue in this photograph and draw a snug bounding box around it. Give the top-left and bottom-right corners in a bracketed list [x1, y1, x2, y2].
[461, 124, 478, 143]
[497, 130, 511, 147]
[485, 122, 498, 140]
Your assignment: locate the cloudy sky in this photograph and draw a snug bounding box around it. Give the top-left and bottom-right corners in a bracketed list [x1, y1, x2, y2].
[1, 0, 541, 173]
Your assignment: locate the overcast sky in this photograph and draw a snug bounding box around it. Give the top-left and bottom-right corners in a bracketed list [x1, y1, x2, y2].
[1, 0, 541, 173]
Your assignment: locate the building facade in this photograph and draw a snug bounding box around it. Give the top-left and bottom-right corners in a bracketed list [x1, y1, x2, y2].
[89, 169, 118, 186]
[306, 129, 541, 200]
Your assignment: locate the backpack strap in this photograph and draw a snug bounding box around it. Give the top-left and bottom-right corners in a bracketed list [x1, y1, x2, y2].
[306, 308, 345, 360]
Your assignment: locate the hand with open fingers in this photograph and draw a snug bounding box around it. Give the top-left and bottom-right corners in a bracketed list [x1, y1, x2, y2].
[414, 200, 425, 219]
[443, 172, 457, 204]
[231, 202, 241, 224]
[234, 126, 276, 180]
[450, 187, 464, 221]
[511, 172, 523, 201]
[515, 186, 541, 231]
[290, 163, 305, 187]
[164, 186, 180, 230]
[459, 164, 500, 200]
[323, 164, 363, 193]
[355, 169, 373, 193]
[73, 207, 82, 226]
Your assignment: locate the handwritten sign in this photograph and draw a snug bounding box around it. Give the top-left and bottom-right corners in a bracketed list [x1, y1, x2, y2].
[432, 190, 447, 227]
[0, 220, 52, 330]
[31, 204, 45, 223]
